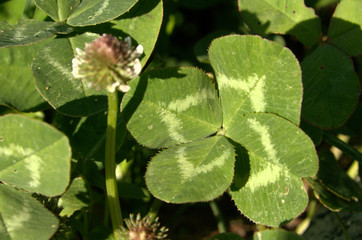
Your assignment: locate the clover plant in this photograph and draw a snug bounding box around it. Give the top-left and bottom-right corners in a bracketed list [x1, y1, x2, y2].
[0, 0, 361, 240]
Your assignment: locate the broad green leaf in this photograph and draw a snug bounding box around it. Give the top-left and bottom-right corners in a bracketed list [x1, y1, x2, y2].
[0, 40, 49, 112]
[34, 0, 81, 22]
[229, 113, 318, 226]
[209, 35, 302, 127]
[254, 229, 304, 240]
[301, 44, 360, 129]
[66, 0, 138, 26]
[32, 33, 109, 117]
[0, 0, 26, 23]
[59, 177, 89, 217]
[307, 150, 362, 211]
[0, 19, 73, 48]
[0, 184, 59, 240]
[110, 0, 163, 67]
[121, 67, 222, 148]
[0, 115, 71, 196]
[211, 233, 245, 240]
[238, 0, 321, 46]
[303, 208, 362, 240]
[145, 136, 235, 203]
[327, 0, 362, 56]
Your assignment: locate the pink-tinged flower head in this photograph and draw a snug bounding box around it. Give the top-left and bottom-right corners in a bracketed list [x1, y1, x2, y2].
[72, 34, 143, 92]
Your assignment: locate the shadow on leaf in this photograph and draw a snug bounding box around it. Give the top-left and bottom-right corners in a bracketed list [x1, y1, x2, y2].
[228, 138, 250, 192]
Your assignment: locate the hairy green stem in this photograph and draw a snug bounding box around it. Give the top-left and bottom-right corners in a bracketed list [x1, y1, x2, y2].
[209, 201, 227, 233]
[105, 91, 123, 236]
[147, 198, 163, 223]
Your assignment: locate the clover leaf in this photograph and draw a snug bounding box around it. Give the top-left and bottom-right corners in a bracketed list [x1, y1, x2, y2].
[122, 35, 318, 226]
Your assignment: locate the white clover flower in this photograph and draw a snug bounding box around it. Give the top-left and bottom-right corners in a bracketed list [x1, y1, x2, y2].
[72, 34, 143, 93]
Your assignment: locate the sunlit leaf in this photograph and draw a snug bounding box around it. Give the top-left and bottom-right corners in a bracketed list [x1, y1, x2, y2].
[0, 184, 59, 240]
[228, 113, 318, 226]
[238, 0, 321, 46]
[121, 67, 222, 148]
[66, 0, 138, 26]
[34, 0, 81, 22]
[146, 136, 235, 203]
[209, 34, 302, 127]
[0, 115, 71, 196]
[328, 0, 362, 56]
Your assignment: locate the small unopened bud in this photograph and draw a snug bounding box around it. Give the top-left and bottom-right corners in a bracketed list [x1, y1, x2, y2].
[72, 34, 143, 93]
[118, 213, 168, 240]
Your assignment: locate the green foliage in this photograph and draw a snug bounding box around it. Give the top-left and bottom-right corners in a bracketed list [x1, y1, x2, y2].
[327, 0, 362, 56]
[238, 0, 321, 46]
[0, 0, 361, 239]
[58, 177, 89, 217]
[34, 0, 138, 25]
[0, 184, 59, 240]
[0, 115, 71, 196]
[303, 208, 362, 240]
[254, 229, 304, 240]
[146, 136, 235, 203]
[32, 33, 108, 117]
[0, 19, 72, 47]
[307, 150, 362, 211]
[121, 67, 222, 148]
[0, 40, 50, 111]
[301, 44, 360, 129]
[122, 35, 318, 226]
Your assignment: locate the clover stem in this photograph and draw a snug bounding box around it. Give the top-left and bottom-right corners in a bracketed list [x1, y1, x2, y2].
[210, 201, 227, 233]
[105, 90, 123, 235]
[147, 198, 163, 223]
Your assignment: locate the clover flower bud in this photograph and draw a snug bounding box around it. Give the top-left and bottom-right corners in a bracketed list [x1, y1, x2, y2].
[72, 34, 143, 93]
[118, 213, 168, 240]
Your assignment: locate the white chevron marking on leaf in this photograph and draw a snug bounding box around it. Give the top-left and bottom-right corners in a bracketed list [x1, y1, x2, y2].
[0, 143, 32, 157]
[167, 88, 215, 112]
[176, 146, 232, 181]
[24, 155, 42, 187]
[95, 0, 110, 17]
[0, 143, 43, 188]
[7, 199, 31, 232]
[158, 108, 186, 143]
[218, 73, 266, 112]
[248, 118, 278, 162]
[247, 163, 283, 192]
[42, 46, 74, 81]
